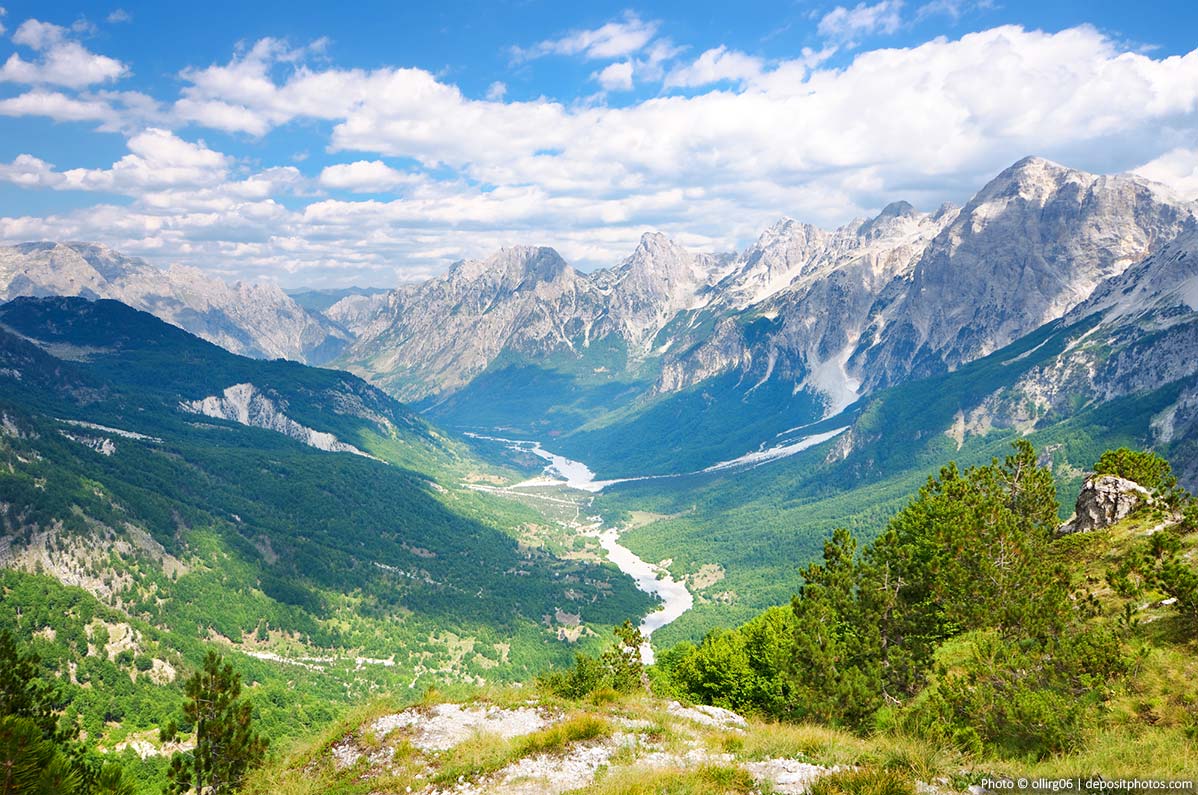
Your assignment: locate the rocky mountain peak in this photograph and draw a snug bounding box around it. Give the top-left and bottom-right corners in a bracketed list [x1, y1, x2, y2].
[972, 155, 1093, 206]
[857, 200, 921, 238]
[854, 157, 1197, 391]
[447, 246, 572, 290]
[877, 200, 917, 219]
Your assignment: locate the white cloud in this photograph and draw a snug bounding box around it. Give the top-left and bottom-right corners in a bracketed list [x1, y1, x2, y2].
[1, 18, 128, 87]
[664, 46, 764, 89]
[595, 61, 634, 91]
[3, 24, 1198, 285]
[107, 9, 132, 23]
[319, 160, 418, 192]
[513, 12, 659, 61]
[1134, 147, 1198, 199]
[486, 81, 507, 101]
[0, 153, 57, 186]
[0, 129, 229, 192]
[818, 1, 905, 44]
[11, 18, 64, 49]
[0, 7, 6, 36]
[0, 90, 116, 123]
[0, 88, 163, 132]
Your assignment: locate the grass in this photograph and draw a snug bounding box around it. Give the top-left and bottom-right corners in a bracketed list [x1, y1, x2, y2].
[808, 768, 917, 795]
[714, 720, 868, 767]
[431, 730, 515, 784]
[981, 726, 1198, 782]
[520, 713, 612, 755]
[247, 683, 1198, 795]
[571, 763, 764, 795]
[866, 732, 966, 783]
[242, 692, 425, 795]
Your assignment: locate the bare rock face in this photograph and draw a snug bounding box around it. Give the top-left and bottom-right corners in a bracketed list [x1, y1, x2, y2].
[853, 157, 1195, 392]
[1060, 474, 1152, 534]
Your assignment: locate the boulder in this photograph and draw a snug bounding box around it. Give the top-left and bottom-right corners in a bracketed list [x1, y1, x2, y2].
[1058, 474, 1152, 534]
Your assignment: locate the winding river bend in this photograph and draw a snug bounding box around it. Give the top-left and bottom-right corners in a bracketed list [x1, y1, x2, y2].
[465, 433, 693, 663]
[466, 426, 847, 663]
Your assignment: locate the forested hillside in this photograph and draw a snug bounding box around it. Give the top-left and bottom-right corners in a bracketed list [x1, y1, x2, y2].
[0, 297, 651, 791]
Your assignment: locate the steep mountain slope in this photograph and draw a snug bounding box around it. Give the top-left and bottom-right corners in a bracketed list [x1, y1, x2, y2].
[963, 223, 1198, 483]
[655, 202, 957, 408]
[0, 296, 651, 756]
[588, 232, 736, 351]
[0, 242, 351, 363]
[853, 157, 1196, 390]
[336, 247, 611, 402]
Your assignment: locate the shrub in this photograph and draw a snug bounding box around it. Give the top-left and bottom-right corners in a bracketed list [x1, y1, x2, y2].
[900, 628, 1125, 760]
[539, 621, 646, 699]
[1094, 449, 1178, 497]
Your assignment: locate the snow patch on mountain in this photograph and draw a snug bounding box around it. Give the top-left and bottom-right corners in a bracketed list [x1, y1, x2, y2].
[799, 348, 862, 416]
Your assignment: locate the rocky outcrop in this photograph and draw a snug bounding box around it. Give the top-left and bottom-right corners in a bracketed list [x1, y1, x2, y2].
[1059, 474, 1152, 534]
[179, 383, 376, 459]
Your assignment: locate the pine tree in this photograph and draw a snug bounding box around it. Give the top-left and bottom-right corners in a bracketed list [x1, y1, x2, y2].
[164, 652, 267, 795]
[0, 631, 132, 795]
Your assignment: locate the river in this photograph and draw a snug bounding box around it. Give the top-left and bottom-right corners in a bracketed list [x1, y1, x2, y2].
[466, 426, 846, 663]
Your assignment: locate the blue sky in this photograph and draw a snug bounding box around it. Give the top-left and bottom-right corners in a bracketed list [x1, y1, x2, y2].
[0, 0, 1196, 286]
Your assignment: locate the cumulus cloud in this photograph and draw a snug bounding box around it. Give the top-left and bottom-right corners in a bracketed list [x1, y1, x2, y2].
[0, 153, 57, 186]
[0, 129, 229, 192]
[818, 1, 905, 44]
[595, 61, 634, 91]
[319, 160, 420, 192]
[0, 18, 128, 87]
[0, 89, 115, 123]
[3, 23, 1198, 285]
[486, 81, 507, 101]
[664, 46, 764, 88]
[1134, 147, 1198, 199]
[0, 87, 163, 132]
[512, 11, 659, 62]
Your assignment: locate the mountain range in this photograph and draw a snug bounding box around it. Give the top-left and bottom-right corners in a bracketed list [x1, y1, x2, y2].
[5, 154, 1198, 605]
[5, 159, 1193, 460]
[0, 242, 353, 363]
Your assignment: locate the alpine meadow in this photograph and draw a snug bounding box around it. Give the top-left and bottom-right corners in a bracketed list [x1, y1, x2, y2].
[2, 2, 1198, 794]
